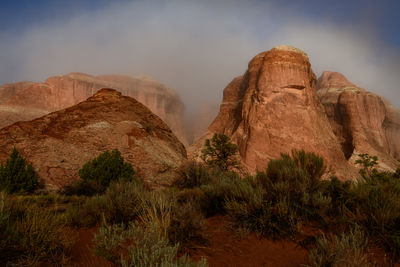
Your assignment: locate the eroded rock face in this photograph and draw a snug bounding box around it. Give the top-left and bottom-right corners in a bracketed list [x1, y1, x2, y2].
[0, 73, 187, 144]
[317, 71, 400, 171]
[191, 46, 356, 178]
[0, 89, 187, 191]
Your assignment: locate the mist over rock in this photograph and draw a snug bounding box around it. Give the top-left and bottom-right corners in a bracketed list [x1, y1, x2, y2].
[0, 73, 187, 144]
[191, 46, 357, 179]
[317, 71, 400, 171]
[0, 89, 187, 191]
[186, 102, 220, 144]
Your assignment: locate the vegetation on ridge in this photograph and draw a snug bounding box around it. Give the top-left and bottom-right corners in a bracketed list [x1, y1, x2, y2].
[1, 139, 400, 266]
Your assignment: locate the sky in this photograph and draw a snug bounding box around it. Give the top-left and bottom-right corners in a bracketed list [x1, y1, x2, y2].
[1, 0, 399, 112]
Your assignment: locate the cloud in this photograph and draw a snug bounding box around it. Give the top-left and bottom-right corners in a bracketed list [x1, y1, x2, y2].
[0, 0, 399, 112]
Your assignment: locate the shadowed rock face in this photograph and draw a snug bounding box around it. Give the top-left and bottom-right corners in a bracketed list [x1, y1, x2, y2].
[317, 71, 400, 171]
[191, 46, 356, 179]
[0, 88, 187, 191]
[0, 73, 187, 145]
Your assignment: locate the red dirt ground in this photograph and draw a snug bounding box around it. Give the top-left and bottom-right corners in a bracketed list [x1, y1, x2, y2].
[187, 215, 308, 267]
[70, 227, 112, 267]
[70, 216, 400, 267]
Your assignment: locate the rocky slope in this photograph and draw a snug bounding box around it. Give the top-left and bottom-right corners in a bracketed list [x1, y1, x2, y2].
[0, 73, 187, 144]
[317, 71, 400, 171]
[0, 89, 187, 191]
[191, 45, 356, 178]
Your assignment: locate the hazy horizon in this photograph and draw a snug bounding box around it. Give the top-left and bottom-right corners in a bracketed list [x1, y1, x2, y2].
[1, 0, 399, 112]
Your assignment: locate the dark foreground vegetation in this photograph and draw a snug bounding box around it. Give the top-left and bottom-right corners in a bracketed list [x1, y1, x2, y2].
[1, 137, 400, 266]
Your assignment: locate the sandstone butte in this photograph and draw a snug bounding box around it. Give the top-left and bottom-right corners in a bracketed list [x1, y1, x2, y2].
[0, 88, 187, 191]
[317, 71, 400, 171]
[0, 72, 187, 145]
[190, 45, 359, 179]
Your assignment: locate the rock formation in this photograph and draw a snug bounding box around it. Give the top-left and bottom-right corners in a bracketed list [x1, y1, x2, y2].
[191, 45, 356, 178]
[317, 71, 400, 171]
[0, 89, 187, 191]
[0, 73, 187, 144]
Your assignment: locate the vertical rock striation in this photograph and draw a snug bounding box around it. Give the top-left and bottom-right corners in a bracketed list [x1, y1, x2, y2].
[192, 45, 356, 178]
[0, 73, 187, 144]
[317, 71, 400, 170]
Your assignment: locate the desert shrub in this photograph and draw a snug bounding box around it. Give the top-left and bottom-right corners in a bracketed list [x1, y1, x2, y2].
[320, 176, 355, 217]
[173, 161, 211, 189]
[93, 220, 207, 267]
[315, 166, 400, 261]
[66, 195, 104, 227]
[67, 181, 147, 226]
[168, 201, 208, 248]
[291, 149, 326, 182]
[175, 187, 205, 206]
[349, 170, 400, 259]
[306, 227, 371, 267]
[222, 150, 329, 238]
[258, 150, 328, 222]
[62, 179, 106, 196]
[199, 171, 244, 217]
[139, 191, 175, 237]
[0, 193, 75, 266]
[74, 149, 136, 195]
[0, 148, 39, 194]
[201, 133, 239, 171]
[67, 180, 146, 226]
[355, 153, 378, 176]
[394, 168, 400, 179]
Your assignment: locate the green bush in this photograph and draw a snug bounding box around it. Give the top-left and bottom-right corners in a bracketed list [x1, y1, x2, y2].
[62, 179, 106, 196]
[173, 161, 211, 189]
[66, 180, 146, 226]
[222, 150, 329, 238]
[199, 171, 243, 217]
[320, 177, 354, 217]
[350, 171, 400, 259]
[306, 227, 371, 267]
[259, 150, 328, 222]
[314, 165, 400, 261]
[168, 201, 208, 248]
[355, 153, 378, 176]
[175, 187, 205, 206]
[201, 133, 239, 171]
[93, 220, 207, 267]
[0, 148, 39, 194]
[76, 149, 136, 195]
[0, 192, 75, 266]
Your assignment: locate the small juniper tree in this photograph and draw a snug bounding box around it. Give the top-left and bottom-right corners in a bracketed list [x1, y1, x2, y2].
[355, 153, 378, 176]
[201, 133, 239, 171]
[0, 147, 39, 193]
[79, 149, 136, 188]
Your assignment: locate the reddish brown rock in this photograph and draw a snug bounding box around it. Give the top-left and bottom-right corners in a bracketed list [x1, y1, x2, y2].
[317, 71, 400, 171]
[191, 45, 356, 179]
[0, 88, 187, 191]
[0, 105, 48, 130]
[0, 73, 187, 144]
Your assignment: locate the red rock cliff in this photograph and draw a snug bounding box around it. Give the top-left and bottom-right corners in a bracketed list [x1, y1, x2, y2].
[0, 89, 187, 191]
[191, 45, 356, 179]
[0, 73, 187, 144]
[317, 71, 400, 171]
